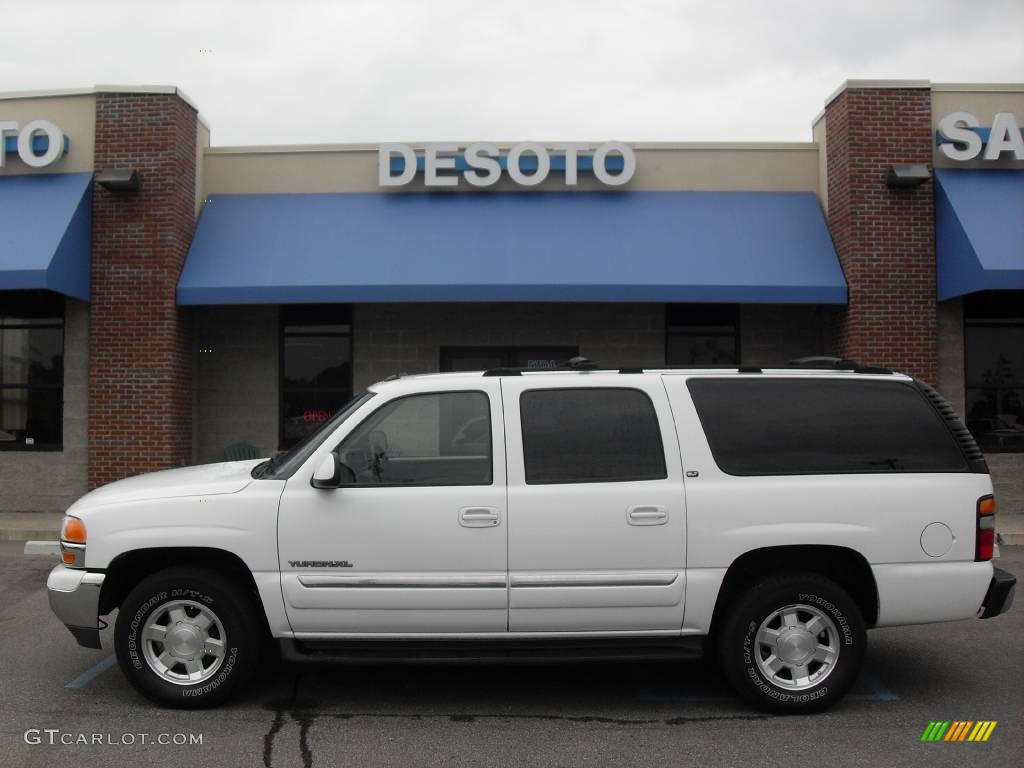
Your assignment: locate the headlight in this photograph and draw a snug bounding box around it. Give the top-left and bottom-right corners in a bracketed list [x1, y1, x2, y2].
[59, 515, 87, 568]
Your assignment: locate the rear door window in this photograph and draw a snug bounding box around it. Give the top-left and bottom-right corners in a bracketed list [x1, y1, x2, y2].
[520, 388, 667, 484]
[686, 378, 968, 475]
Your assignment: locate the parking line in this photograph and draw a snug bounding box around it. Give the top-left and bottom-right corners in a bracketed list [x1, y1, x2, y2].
[65, 655, 117, 689]
[858, 671, 899, 701]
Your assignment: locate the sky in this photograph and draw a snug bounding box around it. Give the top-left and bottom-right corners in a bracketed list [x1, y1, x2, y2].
[2, 0, 1022, 147]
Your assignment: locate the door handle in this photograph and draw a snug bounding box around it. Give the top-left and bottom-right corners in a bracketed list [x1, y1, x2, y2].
[627, 505, 668, 526]
[459, 507, 501, 528]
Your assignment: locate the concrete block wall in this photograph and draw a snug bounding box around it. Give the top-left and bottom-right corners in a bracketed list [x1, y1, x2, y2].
[192, 306, 279, 464]
[187, 302, 839, 463]
[740, 305, 828, 366]
[352, 303, 666, 390]
[0, 298, 89, 512]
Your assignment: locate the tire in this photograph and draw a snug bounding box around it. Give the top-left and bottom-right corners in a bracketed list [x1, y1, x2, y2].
[114, 566, 262, 708]
[718, 572, 866, 714]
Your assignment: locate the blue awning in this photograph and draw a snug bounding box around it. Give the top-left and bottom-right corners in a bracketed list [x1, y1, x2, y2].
[935, 169, 1024, 301]
[0, 172, 92, 300]
[178, 190, 847, 305]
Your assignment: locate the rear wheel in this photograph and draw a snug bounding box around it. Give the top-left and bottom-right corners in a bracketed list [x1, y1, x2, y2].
[114, 566, 262, 708]
[718, 572, 865, 714]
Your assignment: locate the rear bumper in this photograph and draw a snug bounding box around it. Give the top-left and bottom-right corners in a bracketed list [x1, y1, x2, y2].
[979, 567, 1016, 619]
[47, 565, 105, 649]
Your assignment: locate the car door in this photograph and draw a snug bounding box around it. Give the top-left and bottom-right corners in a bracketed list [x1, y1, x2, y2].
[278, 380, 508, 636]
[502, 375, 687, 633]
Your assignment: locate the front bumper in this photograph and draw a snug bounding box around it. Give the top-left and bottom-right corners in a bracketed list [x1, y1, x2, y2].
[47, 564, 105, 649]
[979, 567, 1016, 619]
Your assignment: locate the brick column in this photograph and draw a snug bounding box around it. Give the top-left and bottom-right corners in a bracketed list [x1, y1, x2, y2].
[88, 92, 197, 487]
[824, 85, 938, 383]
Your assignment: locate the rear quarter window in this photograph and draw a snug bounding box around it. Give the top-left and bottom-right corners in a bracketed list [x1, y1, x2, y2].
[686, 378, 969, 476]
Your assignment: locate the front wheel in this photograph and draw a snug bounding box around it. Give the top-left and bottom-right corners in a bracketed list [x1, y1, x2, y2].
[114, 566, 262, 708]
[718, 573, 866, 714]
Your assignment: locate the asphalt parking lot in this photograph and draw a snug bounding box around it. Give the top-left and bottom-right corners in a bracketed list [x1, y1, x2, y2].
[1, 542, 1021, 768]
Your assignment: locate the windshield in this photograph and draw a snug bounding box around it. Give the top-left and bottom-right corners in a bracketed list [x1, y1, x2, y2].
[252, 391, 376, 480]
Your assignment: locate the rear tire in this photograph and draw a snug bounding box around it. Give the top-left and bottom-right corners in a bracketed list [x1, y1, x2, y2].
[718, 572, 865, 714]
[114, 566, 262, 708]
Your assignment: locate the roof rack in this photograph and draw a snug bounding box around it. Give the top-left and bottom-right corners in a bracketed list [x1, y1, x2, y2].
[478, 356, 896, 378]
[783, 356, 893, 375]
[483, 356, 599, 377]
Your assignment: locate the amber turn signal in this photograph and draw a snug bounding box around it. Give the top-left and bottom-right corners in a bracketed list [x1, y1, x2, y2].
[61, 516, 87, 544]
[62, 551, 77, 565]
[978, 496, 996, 516]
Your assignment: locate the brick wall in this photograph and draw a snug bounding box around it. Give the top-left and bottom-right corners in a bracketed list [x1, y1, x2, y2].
[824, 87, 938, 383]
[88, 93, 198, 487]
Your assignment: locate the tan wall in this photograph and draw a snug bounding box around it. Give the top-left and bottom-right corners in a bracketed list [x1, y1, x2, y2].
[0, 93, 96, 175]
[195, 119, 210, 218]
[931, 86, 1024, 170]
[203, 144, 821, 195]
[812, 115, 828, 211]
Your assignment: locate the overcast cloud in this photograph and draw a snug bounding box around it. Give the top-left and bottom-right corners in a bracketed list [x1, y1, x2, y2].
[2, 0, 1022, 146]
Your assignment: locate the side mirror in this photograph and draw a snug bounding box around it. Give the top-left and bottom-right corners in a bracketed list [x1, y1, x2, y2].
[311, 453, 341, 489]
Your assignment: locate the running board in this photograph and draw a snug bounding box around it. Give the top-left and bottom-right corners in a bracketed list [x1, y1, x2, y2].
[279, 637, 704, 665]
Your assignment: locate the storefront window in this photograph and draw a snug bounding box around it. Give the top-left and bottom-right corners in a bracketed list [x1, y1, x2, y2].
[666, 304, 739, 365]
[0, 293, 64, 450]
[964, 291, 1024, 454]
[279, 305, 352, 449]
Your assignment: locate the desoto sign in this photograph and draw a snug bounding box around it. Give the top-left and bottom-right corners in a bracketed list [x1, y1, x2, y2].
[378, 142, 636, 187]
[0, 120, 66, 168]
[937, 112, 1023, 161]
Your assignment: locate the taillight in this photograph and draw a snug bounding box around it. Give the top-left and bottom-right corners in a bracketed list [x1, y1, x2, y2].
[976, 495, 996, 562]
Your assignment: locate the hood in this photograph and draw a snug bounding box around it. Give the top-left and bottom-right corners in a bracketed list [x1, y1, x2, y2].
[70, 459, 265, 510]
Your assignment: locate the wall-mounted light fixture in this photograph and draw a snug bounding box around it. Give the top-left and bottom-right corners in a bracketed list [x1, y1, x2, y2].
[886, 164, 931, 187]
[95, 168, 140, 192]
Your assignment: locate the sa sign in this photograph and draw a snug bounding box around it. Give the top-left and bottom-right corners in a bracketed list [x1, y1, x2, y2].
[0, 120, 66, 168]
[937, 112, 1023, 161]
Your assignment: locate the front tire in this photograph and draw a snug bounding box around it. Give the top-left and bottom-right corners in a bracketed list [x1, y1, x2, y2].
[114, 566, 262, 708]
[718, 572, 866, 714]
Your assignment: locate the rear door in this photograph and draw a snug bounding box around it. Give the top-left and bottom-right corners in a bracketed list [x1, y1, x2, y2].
[502, 374, 687, 632]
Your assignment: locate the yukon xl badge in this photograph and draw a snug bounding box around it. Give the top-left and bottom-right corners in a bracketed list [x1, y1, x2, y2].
[288, 560, 354, 568]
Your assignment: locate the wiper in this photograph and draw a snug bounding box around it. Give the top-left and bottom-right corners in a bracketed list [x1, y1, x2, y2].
[251, 456, 276, 479]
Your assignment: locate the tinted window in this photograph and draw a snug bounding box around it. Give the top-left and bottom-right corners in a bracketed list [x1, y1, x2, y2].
[687, 378, 968, 475]
[520, 388, 667, 484]
[337, 391, 492, 486]
[666, 304, 738, 365]
[964, 290, 1024, 453]
[0, 293, 64, 450]
[279, 305, 352, 449]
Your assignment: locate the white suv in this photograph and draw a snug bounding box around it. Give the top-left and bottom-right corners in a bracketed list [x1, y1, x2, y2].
[47, 362, 1016, 712]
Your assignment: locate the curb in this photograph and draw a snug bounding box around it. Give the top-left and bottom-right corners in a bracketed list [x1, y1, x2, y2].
[998, 532, 1024, 547]
[24, 541, 60, 556]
